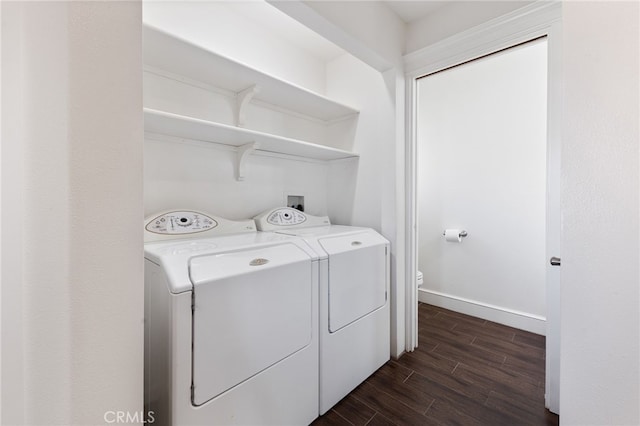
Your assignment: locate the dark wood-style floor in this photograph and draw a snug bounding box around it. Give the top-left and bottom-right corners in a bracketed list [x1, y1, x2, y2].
[312, 303, 559, 426]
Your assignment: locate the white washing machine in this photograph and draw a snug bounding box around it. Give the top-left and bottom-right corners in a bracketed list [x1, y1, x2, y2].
[144, 210, 319, 425]
[254, 207, 390, 414]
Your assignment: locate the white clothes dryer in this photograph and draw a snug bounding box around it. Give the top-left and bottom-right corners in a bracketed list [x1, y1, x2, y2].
[254, 207, 390, 414]
[144, 210, 319, 425]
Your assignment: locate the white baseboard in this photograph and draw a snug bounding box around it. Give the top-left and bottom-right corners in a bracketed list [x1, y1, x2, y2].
[418, 288, 546, 335]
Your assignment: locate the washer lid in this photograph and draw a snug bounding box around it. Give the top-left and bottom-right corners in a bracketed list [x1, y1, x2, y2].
[189, 242, 313, 284]
[190, 242, 314, 405]
[145, 232, 318, 294]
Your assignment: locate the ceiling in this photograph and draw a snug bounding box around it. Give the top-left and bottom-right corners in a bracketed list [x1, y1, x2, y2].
[382, 1, 450, 23]
[220, 1, 518, 62]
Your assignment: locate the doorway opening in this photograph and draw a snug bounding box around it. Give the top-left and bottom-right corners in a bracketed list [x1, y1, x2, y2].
[412, 38, 556, 421]
[405, 7, 563, 411]
[416, 38, 548, 332]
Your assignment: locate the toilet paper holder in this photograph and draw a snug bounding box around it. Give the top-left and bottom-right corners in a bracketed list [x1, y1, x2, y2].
[442, 230, 468, 238]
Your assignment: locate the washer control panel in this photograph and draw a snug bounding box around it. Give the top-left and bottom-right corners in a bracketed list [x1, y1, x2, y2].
[266, 208, 307, 226]
[144, 210, 256, 242]
[146, 211, 217, 235]
[254, 207, 330, 231]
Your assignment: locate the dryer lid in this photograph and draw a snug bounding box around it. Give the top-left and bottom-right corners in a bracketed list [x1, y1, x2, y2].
[319, 231, 389, 332]
[318, 229, 388, 255]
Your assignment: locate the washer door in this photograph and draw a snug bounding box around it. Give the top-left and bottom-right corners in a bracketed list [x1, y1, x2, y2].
[319, 231, 388, 333]
[189, 243, 313, 406]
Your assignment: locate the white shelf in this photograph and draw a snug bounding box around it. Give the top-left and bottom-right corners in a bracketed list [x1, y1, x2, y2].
[144, 108, 359, 162]
[144, 25, 359, 123]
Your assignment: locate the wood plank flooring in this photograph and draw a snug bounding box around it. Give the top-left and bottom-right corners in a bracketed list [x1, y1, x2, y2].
[312, 303, 559, 426]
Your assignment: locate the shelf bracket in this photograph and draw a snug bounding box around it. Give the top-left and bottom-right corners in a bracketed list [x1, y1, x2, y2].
[236, 142, 259, 181]
[235, 84, 260, 127]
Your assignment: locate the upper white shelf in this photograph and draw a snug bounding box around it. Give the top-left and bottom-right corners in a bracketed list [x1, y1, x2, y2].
[144, 108, 358, 162]
[143, 25, 359, 122]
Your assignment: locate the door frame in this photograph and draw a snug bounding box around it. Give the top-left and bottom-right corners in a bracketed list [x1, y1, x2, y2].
[403, 1, 562, 413]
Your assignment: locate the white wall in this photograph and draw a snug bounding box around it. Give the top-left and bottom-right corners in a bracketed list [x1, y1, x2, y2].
[145, 137, 331, 220]
[1, 1, 143, 424]
[0, 0, 3, 418]
[142, 3, 351, 221]
[416, 39, 548, 334]
[405, 1, 533, 54]
[560, 2, 640, 424]
[0, 2, 24, 423]
[325, 54, 394, 230]
[143, 1, 328, 95]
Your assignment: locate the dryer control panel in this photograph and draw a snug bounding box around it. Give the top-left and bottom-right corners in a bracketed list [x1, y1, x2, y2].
[267, 208, 307, 226]
[254, 207, 330, 231]
[144, 210, 256, 242]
